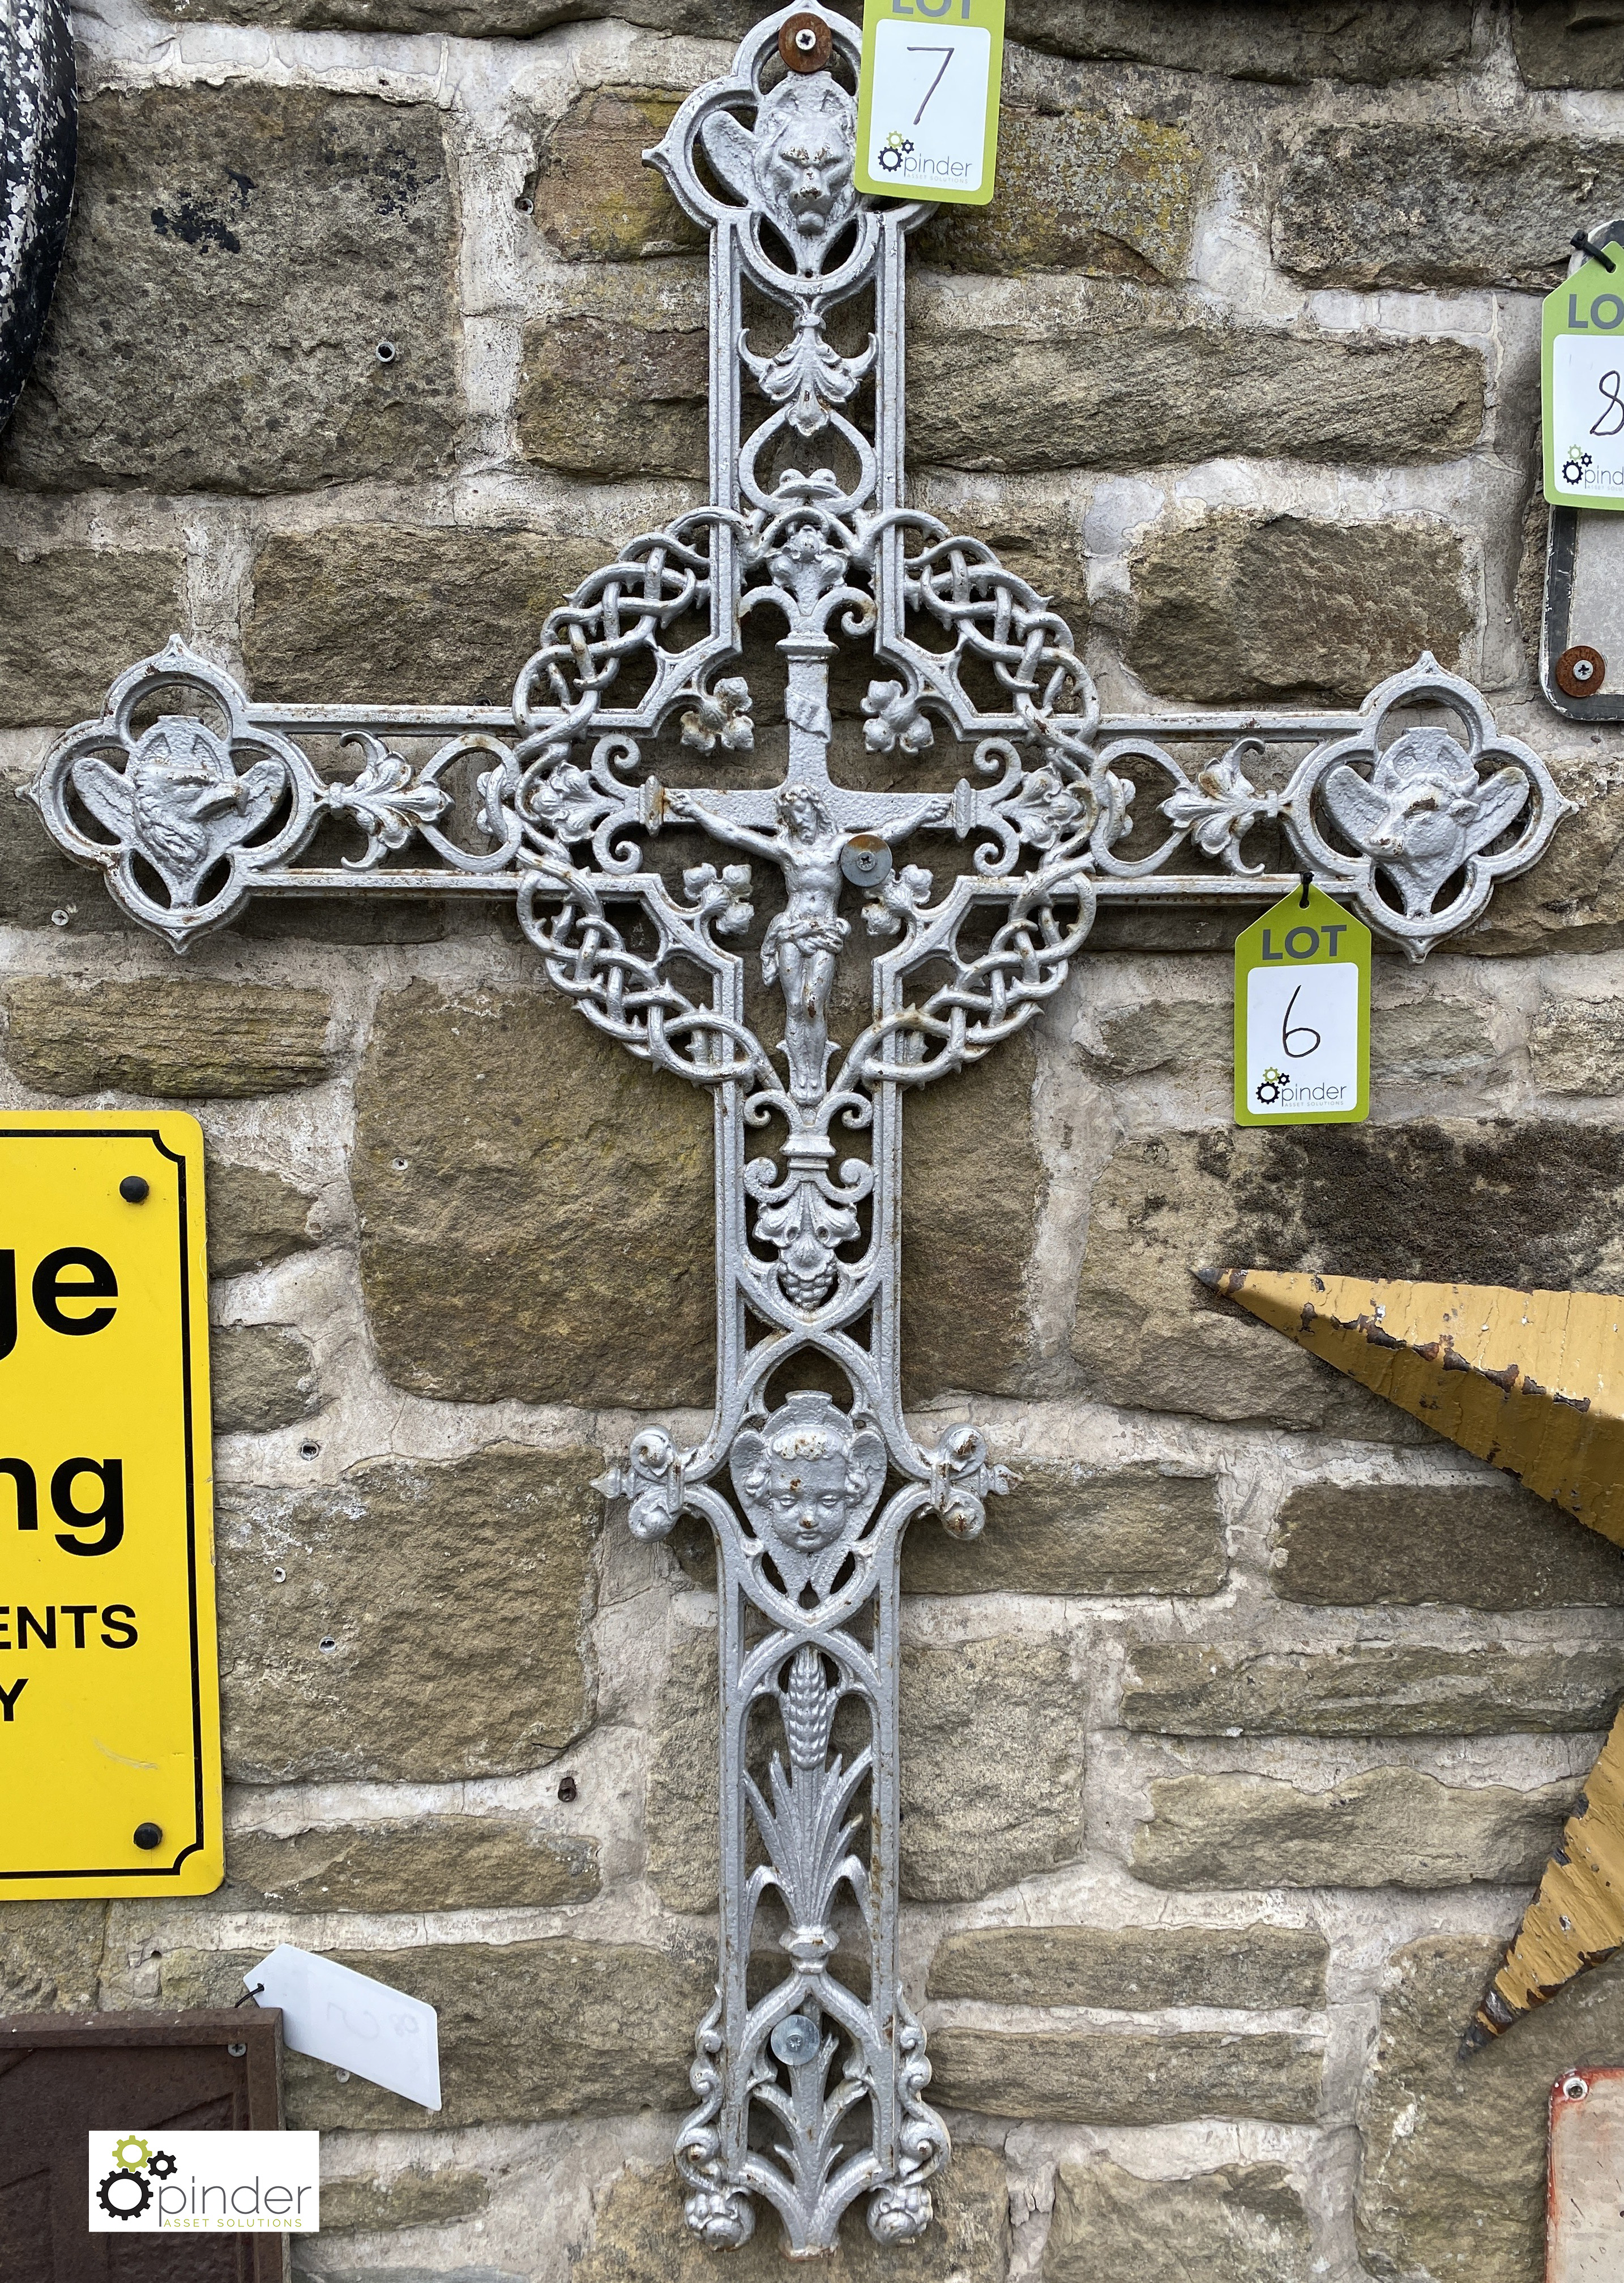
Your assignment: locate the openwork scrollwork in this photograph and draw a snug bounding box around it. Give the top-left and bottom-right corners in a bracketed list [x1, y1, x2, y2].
[20, 1, 1573, 2256]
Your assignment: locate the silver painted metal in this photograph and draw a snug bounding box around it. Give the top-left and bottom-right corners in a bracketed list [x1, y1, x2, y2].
[1, 0, 76, 433]
[22, 2, 1574, 2253]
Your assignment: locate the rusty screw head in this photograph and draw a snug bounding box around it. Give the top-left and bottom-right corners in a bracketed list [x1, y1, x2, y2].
[840, 833, 891, 887]
[779, 12, 832, 71]
[1557, 643, 1606, 698]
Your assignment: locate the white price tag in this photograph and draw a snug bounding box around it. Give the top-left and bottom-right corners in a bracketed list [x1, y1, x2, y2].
[855, 0, 1005, 207]
[249, 1943, 442, 2110]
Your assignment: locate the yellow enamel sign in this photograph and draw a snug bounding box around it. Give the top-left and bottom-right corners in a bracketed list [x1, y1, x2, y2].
[0, 1114, 221, 1897]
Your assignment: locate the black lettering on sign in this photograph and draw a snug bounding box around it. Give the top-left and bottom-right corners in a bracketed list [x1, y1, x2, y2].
[100, 1605, 137, 1648]
[32, 1247, 118, 1336]
[0, 1252, 13, 1361]
[0, 1458, 36, 1530]
[0, 1677, 25, 1721]
[15, 1606, 54, 1649]
[51, 1458, 123, 1556]
[62, 1604, 96, 1647]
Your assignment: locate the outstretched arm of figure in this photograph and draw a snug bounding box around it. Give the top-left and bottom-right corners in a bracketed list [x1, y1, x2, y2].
[665, 788, 783, 863]
[879, 795, 951, 846]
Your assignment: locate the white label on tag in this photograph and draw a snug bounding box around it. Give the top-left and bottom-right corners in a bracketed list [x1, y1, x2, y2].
[88, 2130, 319, 2232]
[1243, 961, 1361, 1115]
[867, 19, 992, 194]
[1552, 334, 1624, 505]
[249, 1943, 442, 2110]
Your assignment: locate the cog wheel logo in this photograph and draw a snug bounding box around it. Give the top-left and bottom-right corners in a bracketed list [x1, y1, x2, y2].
[878, 131, 913, 174]
[112, 2136, 153, 2174]
[1260, 1066, 1284, 1084]
[98, 2168, 153, 2221]
[1254, 1067, 1285, 1105]
[1563, 448, 1593, 485]
[147, 2150, 178, 2179]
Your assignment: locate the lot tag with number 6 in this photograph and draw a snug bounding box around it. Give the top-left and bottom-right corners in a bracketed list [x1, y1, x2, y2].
[1234, 884, 1370, 1127]
[855, 0, 1005, 207]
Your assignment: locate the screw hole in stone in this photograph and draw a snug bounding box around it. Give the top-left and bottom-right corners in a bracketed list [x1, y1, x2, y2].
[300, 1440, 320, 1460]
[318, 1636, 336, 1652]
[375, 339, 397, 364]
[272, 1567, 286, 1583]
[557, 1773, 578, 1803]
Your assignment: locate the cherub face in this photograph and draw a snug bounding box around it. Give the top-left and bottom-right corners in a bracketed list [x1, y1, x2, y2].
[730, 1396, 886, 1589]
[758, 1434, 858, 1553]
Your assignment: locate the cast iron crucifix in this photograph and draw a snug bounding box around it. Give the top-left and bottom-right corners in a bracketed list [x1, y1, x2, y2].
[22, 6, 1571, 2254]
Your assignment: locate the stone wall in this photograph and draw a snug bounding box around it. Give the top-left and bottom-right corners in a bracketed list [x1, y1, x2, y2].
[3, 3, 1624, 2278]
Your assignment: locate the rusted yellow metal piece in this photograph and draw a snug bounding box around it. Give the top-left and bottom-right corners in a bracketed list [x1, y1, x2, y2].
[1200, 1267, 1624, 2045]
[1199, 1269, 1624, 1547]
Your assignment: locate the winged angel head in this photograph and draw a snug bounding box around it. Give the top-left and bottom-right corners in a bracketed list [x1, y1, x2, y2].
[702, 70, 858, 273]
[730, 1393, 886, 1590]
[1323, 724, 1530, 918]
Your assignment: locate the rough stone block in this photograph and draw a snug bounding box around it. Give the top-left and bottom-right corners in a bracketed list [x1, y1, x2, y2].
[531, 87, 702, 262]
[1043, 2160, 1314, 2283]
[1271, 1482, 1624, 1610]
[352, 981, 713, 1410]
[926, 1922, 1327, 2010]
[1355, 1936, 1624, 2283]
[216, 1446, 600, 1782]
[3, 979, 334, 1098]
[2, 87, 460, 494]
[1274, 125, 1624, 290]
[1084, 998, 1226, 1078]
[1007, 1, 1471, 81]
[322, 2165, 489, 2233]
[0, 1904, 106, 2012]
[244, 526, 616, 708]
[902, 1027, 1042, 1399]
[1122, 1641, 1624, 1736]
[575, 2144, 1010, 2280]
[906, 311, 1483, 474]
[1126, 512, 1472, 706]
[148, 0, 760, 29]
[1528, 998, 1624, 1095]
[1131, 1767, 1577, 1890]
[153, 1938, 711, 2126]
[211, 1322, 320, 1435]
[1371, 999, 1498, 1085]
[0, 548, 186, 730]
[1513, 1, 1624, 87]
[1071, 1121, 1624, 1433]
[647, 1628, 1084, 1911]
[901, 1462, 1226, 1597]
[223, 1816, 599, 1910]
[929, 2026, 1320, 2123]
[918, 107, 1200, 280]
[517, 275, 707, 482]
[206, 1161, 319, 1280]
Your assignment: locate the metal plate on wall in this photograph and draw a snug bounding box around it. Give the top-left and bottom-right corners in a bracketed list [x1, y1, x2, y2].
[1549, 2067, 1624, 2279]
[0, 1112, 221, 1897]
[1542, 216, 1624, 722]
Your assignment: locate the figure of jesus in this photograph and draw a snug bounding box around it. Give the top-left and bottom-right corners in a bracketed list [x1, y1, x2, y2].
[668, 780, 945, 1105]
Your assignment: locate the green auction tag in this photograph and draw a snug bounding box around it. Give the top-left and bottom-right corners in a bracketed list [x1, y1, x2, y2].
[1234, 885, 1370, 1127]
[854, 0, 1005, 207]
[1542, 238, 1624, 511]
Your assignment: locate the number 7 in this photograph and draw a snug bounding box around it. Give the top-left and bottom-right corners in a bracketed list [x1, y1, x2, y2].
[907, 46, 954, 124]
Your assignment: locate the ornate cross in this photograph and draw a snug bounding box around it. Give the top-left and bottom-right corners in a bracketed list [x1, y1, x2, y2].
[21, 6, 1571, 2254]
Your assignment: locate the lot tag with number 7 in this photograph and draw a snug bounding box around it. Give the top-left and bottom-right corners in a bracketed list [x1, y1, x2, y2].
[855, 0, 1005, 207]
[1234, 884, 1370, 1127]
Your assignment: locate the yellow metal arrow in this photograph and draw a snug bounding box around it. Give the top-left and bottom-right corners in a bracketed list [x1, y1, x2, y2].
[1200, 1267, 1624, 2046]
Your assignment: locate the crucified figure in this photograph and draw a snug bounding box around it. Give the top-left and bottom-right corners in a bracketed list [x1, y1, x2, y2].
[668, 780, 945, 1105]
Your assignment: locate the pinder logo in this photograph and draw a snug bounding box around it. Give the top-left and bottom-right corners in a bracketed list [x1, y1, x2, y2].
[88, 2131, 320, 2233]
